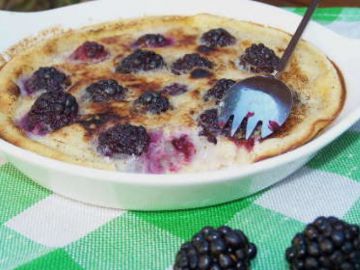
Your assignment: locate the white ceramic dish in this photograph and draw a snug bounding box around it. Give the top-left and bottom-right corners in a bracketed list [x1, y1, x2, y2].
[0, 0, 359, 210]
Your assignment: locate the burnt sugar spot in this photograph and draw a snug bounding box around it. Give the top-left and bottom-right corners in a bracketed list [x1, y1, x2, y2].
[177, 34, 197, 46]
[276, 47, 285, 54]
[58, 63, 108, 82]
[269, 114, 301, 139]
[78, 113, 121, 137]
[43, 42, 57, 55]
[88, 99, 130, 115]
[180, 112, 196, 128]
[8, 82, 21, 97]
[241, 40, 252, 48]
[100, 36, 120, 44]
[190, 89, 201, 99]
[129, 108, 174, 127]
[279, 59, 309, 90]
[206, 47, 237, 58]
[126, 81, 161, 93]
[167, 28, 197, 47]
[100, 35, 133, 53]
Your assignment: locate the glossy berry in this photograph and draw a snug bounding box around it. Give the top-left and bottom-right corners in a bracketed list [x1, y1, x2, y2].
[286, 216, 360, 270]
[197, 109, 235, 144]
[133, 33, 172, 48]
[134, 91, 170, 114]
[239, 43, 280, 73]
[24, 67, 71, 94]
[85, 79, 127, 102]
[97, 124, 150, 157]
[116, 49, 165, 73]
[174, 226, 257, 270]
[171, 53, 214, 75]
[190, 68, 213, 79]
[197, 109, 222, 144]
[201, 28, 236, 48]
[71, 41, 109, 62]
[161, 83, 188, 96]
[204, 79, 236, 103]
[23, 91, 78, 134]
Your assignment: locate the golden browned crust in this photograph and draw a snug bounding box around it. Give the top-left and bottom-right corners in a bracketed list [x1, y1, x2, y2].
[0, 14, 345, 172]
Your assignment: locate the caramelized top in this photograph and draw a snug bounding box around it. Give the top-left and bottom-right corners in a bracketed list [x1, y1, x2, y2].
[0, 14, 344, 173]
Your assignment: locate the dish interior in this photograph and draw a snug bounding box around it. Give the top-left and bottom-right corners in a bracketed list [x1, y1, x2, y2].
[0, 13, 346, 174]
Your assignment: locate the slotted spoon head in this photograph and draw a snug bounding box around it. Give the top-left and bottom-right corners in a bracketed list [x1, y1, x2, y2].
[218, 75, 293, 139]
[217, 0, 319, 140]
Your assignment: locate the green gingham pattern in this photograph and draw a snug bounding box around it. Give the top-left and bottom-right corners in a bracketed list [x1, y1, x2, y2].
[1, 7, 360, 270]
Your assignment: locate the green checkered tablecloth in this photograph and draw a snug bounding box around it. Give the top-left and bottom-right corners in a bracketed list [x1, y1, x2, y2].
[1, 7, 360, 270]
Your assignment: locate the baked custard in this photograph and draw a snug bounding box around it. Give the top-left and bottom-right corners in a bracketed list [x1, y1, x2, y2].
[0, 14, 345, 173]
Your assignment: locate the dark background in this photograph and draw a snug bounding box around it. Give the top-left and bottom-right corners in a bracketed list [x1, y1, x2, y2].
[0, 0, 359, 11]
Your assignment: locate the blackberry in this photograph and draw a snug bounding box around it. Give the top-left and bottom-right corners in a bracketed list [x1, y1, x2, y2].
[116, 49, 165, 73]
[190, 68, 213, 79]
[204, 79, 236, 103]
[97, 124, 150, 157]
[24, 67, 71, 94]
[286, 216, 360, 270]
[197, 109, 221, 144]
[71, 41, 109, 61]
[23, 91, 78, 134]
[161, 83, 188, 96]
[171, 53, 214, 75]
[201, 28, 236, 48]
[85, 79, 127, 102]
[134, 91, 170, 114]
[133, 34, 172, 48]
[239, 43, 280, 73]
[174, 226, 257, 270]
[197, 109, 235, 144]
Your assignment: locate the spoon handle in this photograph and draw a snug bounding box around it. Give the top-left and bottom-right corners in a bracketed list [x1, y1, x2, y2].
[276, 0, 321, 74]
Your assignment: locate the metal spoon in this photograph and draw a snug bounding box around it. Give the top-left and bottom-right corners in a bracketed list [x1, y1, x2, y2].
[218, 0, 320, 139]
